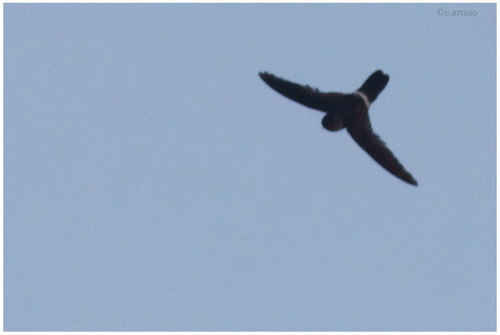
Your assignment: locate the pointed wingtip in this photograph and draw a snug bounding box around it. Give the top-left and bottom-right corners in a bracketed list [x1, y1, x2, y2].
[259, 72, 271, 82]
[407, 177, 418, 186]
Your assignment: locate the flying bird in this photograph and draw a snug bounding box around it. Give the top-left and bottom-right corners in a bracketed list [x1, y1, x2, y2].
[259, 70, 418, 186]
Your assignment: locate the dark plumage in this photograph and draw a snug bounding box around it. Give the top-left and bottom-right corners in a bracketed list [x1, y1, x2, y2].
[259, 70, 418, 186]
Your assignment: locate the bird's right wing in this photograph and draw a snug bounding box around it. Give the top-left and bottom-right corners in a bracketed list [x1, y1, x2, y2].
[346, 113, 418, 186]
[259, 72, 342, 112]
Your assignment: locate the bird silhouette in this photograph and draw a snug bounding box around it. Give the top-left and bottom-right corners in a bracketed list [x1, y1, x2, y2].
[259, 70, 418, 186]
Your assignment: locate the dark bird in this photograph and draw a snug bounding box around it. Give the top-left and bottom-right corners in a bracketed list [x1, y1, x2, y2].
[259, 70, 418, 186]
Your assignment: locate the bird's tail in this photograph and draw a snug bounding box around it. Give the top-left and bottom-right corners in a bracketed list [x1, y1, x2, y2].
[357, 70, 389, 103]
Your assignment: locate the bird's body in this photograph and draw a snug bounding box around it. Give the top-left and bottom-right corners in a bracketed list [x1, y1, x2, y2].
[259, 70, 418, 186]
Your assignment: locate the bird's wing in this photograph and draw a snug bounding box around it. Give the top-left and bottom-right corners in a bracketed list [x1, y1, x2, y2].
[346, 113, 418, 186]
[259, 72, 342, 112]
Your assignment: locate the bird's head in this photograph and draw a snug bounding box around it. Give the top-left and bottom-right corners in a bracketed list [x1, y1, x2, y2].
[322, 112, 344, 131]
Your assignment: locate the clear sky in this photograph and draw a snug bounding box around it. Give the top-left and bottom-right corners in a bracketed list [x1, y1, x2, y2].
[4, 3, 496, 331]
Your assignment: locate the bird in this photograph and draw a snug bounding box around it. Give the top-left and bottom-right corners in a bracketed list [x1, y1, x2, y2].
[258, 70, 418, 186]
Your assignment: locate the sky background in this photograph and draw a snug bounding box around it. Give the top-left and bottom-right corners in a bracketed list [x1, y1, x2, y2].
[4, 3, 496, 331]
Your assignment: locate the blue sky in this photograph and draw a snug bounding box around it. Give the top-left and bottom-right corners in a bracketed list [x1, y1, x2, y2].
[4, 3, 496, 331]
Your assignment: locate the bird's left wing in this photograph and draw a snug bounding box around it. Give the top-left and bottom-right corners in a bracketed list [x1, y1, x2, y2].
[259, 72, 342, 112]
